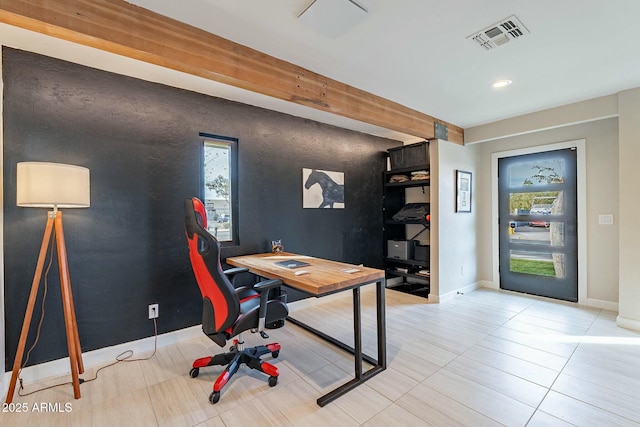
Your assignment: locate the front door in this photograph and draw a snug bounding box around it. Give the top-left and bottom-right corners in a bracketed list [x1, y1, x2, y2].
[498, 148, 578, 301]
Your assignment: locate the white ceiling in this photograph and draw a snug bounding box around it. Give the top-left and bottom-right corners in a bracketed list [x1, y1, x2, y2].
[122, 0, 640, 135]
[2, 1, 639, 142]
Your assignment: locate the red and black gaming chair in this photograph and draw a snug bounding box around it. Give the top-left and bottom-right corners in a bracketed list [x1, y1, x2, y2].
[184, 197, 288, 404]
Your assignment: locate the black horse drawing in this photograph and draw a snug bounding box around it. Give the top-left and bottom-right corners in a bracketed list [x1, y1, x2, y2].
[304, 169, 344, 208]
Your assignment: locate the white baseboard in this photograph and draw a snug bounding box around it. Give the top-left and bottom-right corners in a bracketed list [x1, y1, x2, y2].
[616, 315, 640, 331]
[430, 281, 489, 302]
[587, 298, 619, 312]
[2, 324, 202, 398]
[438, 282, 482, 303]
[480, 281, 618, 312]
[479, 280, 498, 289]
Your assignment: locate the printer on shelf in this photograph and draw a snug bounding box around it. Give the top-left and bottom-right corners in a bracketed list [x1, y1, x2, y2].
[387, 239, 416, 260]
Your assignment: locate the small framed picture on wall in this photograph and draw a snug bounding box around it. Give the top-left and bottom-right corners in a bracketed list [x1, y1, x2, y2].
[456, 170, 472, 213]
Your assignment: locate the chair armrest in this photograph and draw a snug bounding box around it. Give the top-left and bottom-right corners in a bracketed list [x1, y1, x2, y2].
[223, 267, 249, 286]
[253, 278, 283, 292]
[254, 279, 284, 337]
[223, 267, 249, 277]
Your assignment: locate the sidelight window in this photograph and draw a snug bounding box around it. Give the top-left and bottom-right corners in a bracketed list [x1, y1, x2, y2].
[202, 133, 238, 245]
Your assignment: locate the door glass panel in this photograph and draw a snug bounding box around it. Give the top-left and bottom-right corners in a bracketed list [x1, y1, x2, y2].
[506, 158, 566, 187]
[509, 191, 564, 217]
[509, 224, 551, 245]
[509, 250, 565, 278]
[531, 191, 564, 216]
[510, 221, 565, 247]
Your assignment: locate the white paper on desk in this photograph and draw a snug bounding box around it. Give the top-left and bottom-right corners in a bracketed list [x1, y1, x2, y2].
[262, 255, 314, 260]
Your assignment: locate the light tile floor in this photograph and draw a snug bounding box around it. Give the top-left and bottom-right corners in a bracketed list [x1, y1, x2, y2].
[2, 286, 640, 426]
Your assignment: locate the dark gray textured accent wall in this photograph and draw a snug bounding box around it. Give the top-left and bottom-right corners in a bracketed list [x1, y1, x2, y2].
[2, 47, 397, 369]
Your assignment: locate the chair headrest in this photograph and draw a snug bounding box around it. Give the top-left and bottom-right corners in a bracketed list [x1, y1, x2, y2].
[185, 197, 208, 239]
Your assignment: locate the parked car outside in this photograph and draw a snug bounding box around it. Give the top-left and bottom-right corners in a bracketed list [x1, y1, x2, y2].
[528, 197, 554, 227]
[529, 219, 550, 228]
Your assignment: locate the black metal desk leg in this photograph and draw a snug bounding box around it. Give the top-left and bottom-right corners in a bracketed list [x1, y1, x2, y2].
[377, 279, 387, 368]
[353, 287, 363, 379]
[286, 280, 387, 407]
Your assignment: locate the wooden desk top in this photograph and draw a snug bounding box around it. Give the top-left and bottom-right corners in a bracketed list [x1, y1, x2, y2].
[226, 252, 385, 296]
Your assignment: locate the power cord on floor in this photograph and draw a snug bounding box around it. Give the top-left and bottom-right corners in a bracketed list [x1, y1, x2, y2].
[16, 236, 159, 397]
[18, 318, 158, 397]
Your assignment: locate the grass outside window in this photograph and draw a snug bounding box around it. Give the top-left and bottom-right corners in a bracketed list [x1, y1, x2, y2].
[510, 258, 556, 277]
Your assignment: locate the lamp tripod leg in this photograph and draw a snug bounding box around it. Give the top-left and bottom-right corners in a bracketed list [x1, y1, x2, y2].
[5, 211, 86, 403]
[54, 212, 83, 399]
[5, 216, 55, 404]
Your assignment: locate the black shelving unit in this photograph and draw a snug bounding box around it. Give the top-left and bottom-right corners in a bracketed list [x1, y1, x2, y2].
[383, 141, 431, 297]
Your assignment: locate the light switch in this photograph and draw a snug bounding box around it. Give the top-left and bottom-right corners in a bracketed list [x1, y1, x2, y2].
[598, 214, 614, 225]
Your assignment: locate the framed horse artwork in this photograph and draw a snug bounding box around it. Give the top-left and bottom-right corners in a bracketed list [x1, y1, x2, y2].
[302, 168, 345, 209]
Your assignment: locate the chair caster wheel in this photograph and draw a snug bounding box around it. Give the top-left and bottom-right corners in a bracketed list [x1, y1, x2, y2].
[189, 368, 199, 378]
[209, 391, 220, 404]
[271, 350, 279, 358]
[268, 376, 278, 387]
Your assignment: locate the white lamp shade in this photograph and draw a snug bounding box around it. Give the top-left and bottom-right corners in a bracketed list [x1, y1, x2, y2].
[17, 162, 90, 208]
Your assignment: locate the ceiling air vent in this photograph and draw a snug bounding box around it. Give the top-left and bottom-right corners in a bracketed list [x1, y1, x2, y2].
[468, 15, 529, 51]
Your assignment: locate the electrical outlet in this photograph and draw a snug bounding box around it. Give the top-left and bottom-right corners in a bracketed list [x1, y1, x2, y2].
[148, 303, 159, 319]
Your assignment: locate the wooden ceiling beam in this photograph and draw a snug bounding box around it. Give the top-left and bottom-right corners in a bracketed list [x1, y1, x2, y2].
[0, 0, 464, 144]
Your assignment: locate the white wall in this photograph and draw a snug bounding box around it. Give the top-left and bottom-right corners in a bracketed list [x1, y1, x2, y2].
[618, 87, 640, 329]
[430, 139, 480, 301]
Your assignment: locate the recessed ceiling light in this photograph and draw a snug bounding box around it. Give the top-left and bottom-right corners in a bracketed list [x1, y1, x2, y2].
[491, 79, 512, 88]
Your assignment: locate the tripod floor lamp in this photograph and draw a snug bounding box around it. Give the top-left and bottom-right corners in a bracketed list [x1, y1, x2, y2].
[5, 162, 90, 404]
